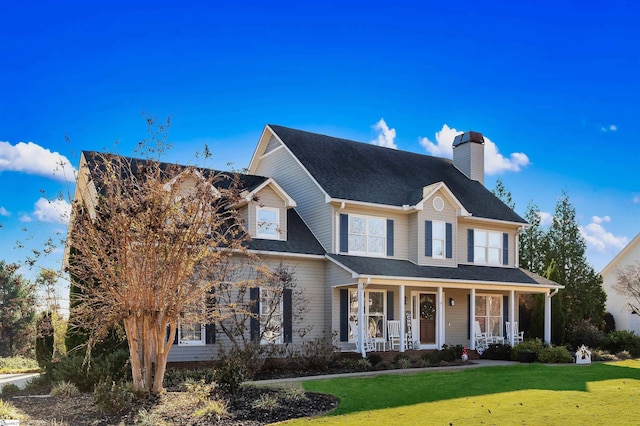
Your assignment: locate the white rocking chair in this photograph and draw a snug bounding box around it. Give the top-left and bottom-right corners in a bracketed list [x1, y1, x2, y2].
[349, 321, 376, 353]
[506, 321, 524, 345]
[387, 320, 400, 350]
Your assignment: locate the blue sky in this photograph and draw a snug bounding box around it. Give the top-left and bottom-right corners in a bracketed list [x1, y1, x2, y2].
[1, 1, 639, 302]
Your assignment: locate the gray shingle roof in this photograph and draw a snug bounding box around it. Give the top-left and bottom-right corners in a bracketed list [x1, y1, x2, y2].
[269, 125, 526, 224]
[246, 209, 326, 256]
[328, 254, 560, 287]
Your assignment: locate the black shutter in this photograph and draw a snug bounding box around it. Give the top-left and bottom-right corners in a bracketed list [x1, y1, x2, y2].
[387, 219, 394, 256]
[425, 220, 433, 256]
[167, 324, 178, 345]
[283, 289, 293, 343]
[467, 229, 474, 262]
[339, 289, 349, 341]
[503, 233, 509, 265]
[340, 214, 349, 253]
[446, 222, 453, 259]
[467, 294, 471, 339]
[503, 295, 509, 337]
[387, 291, 394, 320]
[250, 287, 260, 343]
[205, 323, 216, 344]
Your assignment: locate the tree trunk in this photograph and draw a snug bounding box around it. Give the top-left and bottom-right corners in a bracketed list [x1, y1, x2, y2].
[124, 315, 144, 392]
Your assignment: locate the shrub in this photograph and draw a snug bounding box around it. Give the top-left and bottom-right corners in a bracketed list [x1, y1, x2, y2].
[184, 380, 216, 403]
[35, 312, 55, 369]
[50, 381, 79, 397]
[355, 358, 372, 371]
[603, 330, 640, 356]
[281, 386, 307, 401]
[193, 398, 229, 420]
[604, 312, 616, 334]
[481, 344, 513, 360]
[512, 339, 546, 361]
[214, 354, 246, 395]
[396, 357, 412, 369]
[23, 373, 51, 392]
[1, 383, 20, 396]
[135, 408, 169, 426]
[93, 380, 135, 414]
[163, 368, 215, 389]
[0, 400, 23, 420]
[297, 333, 340, 371]
[252, 393, 280, 410]
[564, 319, 605, 350]
[616, 350, 632, 360]
[538, 346, 572, 363]
[367, 353, 383, 367]
[49, 349, 130, 392]
[592, 349, 617, 361]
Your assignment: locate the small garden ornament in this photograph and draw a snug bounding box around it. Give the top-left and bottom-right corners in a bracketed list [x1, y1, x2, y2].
[575, 345, 592, 364]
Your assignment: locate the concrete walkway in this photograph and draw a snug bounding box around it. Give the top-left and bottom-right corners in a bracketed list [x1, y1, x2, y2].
[250, 359, 517, 387]
[0, 373, 40, 390]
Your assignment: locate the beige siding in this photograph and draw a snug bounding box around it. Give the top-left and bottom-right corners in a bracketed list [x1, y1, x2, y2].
[443, 288, 471, 346]
[253, 143, 333, 251]
[167, 254, 326, 362]
[326, 261, 355, 340]
[336, 206, 409, 260]
[417, 189, 459, 267]
[457, 220, 517, 268]
[408, 213, 418, 263]
[248, 185, 288, 240]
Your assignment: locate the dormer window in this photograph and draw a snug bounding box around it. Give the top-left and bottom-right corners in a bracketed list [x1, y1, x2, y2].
[256, 207, 280, 239]
[348, 215, 386, 256]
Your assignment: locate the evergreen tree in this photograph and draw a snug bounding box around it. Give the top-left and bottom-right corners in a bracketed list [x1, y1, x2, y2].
[492, 178, 515, 210]
[547, 192, 606, 327]
[0, 261, 37, 357]
[519, 202, 549, 274]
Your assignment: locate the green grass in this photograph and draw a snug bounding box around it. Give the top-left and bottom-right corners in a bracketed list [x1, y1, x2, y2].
[286, 360, 640, 424]
[0, 356, 40, 374]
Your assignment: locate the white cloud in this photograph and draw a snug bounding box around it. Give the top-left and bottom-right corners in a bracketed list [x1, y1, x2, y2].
[33, 198, 71, 224]
[633, 195, 640, 204]
[370, 119, 397, 149]
[0, 141, 76, 182]
[419, 124, 530, 175]
[0, 207, 9, 217]
[539, 211, 553, 226]
[600, 124, 618, 133]
[19, 214, 32, 223]
[580, 216, 628, 254]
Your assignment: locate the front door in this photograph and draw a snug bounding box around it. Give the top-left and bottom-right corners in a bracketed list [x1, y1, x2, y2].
[411, 292, 436, 347]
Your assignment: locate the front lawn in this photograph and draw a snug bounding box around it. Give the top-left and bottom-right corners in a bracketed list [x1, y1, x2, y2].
[290, 360, 640, 424]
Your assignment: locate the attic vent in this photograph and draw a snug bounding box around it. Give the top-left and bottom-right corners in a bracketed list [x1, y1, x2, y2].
[264, 135, 282, 155]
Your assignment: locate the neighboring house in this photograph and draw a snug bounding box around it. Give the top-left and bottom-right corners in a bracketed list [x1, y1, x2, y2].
[602, 233, 640, 334]
[69, 125, 562, 363]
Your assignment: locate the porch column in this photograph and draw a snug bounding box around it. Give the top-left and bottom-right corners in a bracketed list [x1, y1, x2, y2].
[470, 288, 476, 350]
[509, 290, 515, 346]
[544, 290, 551, 345]
[399, 284, 406, 352]
[437, 287, 444, 349]
[357, 282, 365, 358]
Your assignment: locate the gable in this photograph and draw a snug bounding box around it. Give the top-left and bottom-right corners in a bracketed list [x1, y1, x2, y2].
[266, 125, 526, 224]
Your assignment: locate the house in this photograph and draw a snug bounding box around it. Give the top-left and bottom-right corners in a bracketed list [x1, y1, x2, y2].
[601, 233, 640, 334]
[69, 125, 562, 363]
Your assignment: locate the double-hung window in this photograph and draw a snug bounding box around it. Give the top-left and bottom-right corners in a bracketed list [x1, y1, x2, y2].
[348, 215, 386, 256]
[474, 230, 502, 265]
[178, 322, 205, 346]
[260, 288, 283, 344]
[256, 207, 279, 239]
[475, 295, 502, 337]
[432, 221, 445, 258]
[348, 289, 385, 341]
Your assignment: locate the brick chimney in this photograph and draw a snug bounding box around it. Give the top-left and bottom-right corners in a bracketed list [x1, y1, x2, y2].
[452, 131, 485, 184]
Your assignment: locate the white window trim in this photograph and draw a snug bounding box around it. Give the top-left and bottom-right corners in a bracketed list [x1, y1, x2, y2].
[432, 220, 445, 259]
[347, 214, 387, 257]
[178, 322, 206, 346]
[260, 287, 283, 345]
[348, 289, 387, 342]
[256, 206, 281, 240]
[474, 229, 502, 265]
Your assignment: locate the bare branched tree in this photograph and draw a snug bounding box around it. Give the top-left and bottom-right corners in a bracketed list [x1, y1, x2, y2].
[614, 261, 640, 316]
[67, 122, 252, 394]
